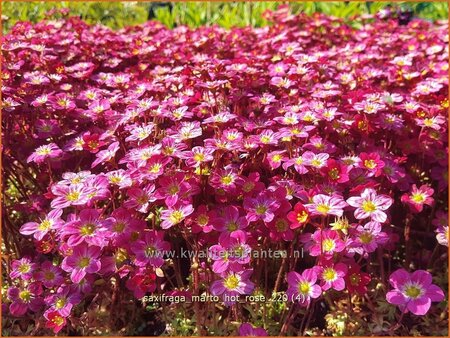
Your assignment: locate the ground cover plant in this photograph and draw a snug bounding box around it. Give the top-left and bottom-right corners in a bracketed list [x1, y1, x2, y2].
[1, 4, 449, 336]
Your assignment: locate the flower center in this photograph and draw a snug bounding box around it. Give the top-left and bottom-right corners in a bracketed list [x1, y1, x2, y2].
[242, 182, 255, 192]
[411, 193, 425, 203]
[359, 232, 373, 244]
[350, 273, 361, 286]
[168, 185, 179, 195]
[78, 257, 90, 268]
[223, 275, 240, 290]
[361, 200, 376, 213]
[260, 135, 271, 144]
[197, 214, 209, 226]
[169, 210, 184, 224]
[55, 297, 66, 309]
[328, 168, 340, 180]
[221, 175, 234, 185]
[52, 315, 65, 326]
[113, 221, 126, 233]
[44, 271, 55, 281]
[36, 146, 51, 155]
[66, 191, 80, 202]
[19, 290, 32, 302]
[364, 160, 376, 170]
[275, 219, 288, 232]
[404, 284, 423, 299]
[322, 238, 336, 252]
[298, 281, 310, 294]
[296, 211, 308, 223]
[136, 195, 149, 205]
[110, 176, 122, 184]
[193, 153, 205, 162]
[255, 205, 267, 215]
[145, 246, 157, 257]
[311, 159, 322, 167]
[316, 204, 330, 214]
[149, 163, 162, 173]
[227, 221, 238, 232]
[80, 223, 96, 236]
[18, 263, 31, 273]
[272, 154, 282, 162]
[322, 268, 337, 282]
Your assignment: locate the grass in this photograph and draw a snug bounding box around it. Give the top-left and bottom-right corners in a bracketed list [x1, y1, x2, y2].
[1, 1, 448, 33]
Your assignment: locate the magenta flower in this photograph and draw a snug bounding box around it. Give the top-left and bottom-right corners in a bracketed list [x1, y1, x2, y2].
[91, 141, 120, 168]
[305, 194, 347, 217]
[302, 229, 345, 257]
[209, 231, 251, 273]
[243, 191, 281, 223]
[62, 209, 112, 248]
[44, 285, 82, 317]
[210, 269, 255, 306]
[20, 209, 63, 241]
[401, 184, 434, 213]
[51, 184, 95, 209]
[35, 261, 65, 288]
[160, 203, 194, 229]
[61, 244, 102, 283]
[131, 230, 171, 268]
[8, 283, 44, 316]
[286, 269, 322, 306]
[386, 269, 445, 315]
[347, 188, 393, 223]
[351, 221, 389, 254]
[10, 257, 37, 280]
[212, 205, 249, 233]
[316, 261, 347, 291]
[154, 173, 192, 207]
[179, 146, 215, 167]
[239, 323, 268, 336]
[124, 184, 156, 213]
[27, 143, 63, 164]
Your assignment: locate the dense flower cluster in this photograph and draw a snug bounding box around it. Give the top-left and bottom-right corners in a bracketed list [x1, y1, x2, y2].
[2, 6, 448, 335]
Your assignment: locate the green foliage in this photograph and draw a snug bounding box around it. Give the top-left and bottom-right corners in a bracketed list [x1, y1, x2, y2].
[2, 1, 448, 33]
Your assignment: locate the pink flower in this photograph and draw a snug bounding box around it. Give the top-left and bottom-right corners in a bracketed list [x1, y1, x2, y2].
[125, 267, 157, 299]
[8, 283, 44, 316]
[347, 188, 393, 223]
[239, 323, 268, 336]
[212, 205, 249, 233]
[401, 184, 434, 213]
[209, 231, 251, 273]
[160, 203, 194, 229]
[10, 257, 37, 280]
[210, 269, 255, 306]
[358, 152, 385, 177]
[27, 143, 63, 164]
[35, 261, 64, 288]
[316, 260, 347, 291]
[179, 146, 215, 167]
[287, 203, 309, 229]
[243, 191, 281, 223]
[305, 194, 347, 217]
[50, 184, 95, 209]
[131, 230, 171, 268]
[61, 244, 102, 283]
[302, 229, 345, 257]
[20, 209, 63, 241]
[45, 311, 67, 333]
[386, 269, 445, 315]
[91, 141, 120, 168]
[124, 185, 156, 213]
[350, 221, 389, 254]
[62, 209, 112, 248]
[286, 269, 322, 306]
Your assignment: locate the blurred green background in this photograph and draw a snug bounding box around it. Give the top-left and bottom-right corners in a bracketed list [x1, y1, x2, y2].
[2, 1, 449, 33]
